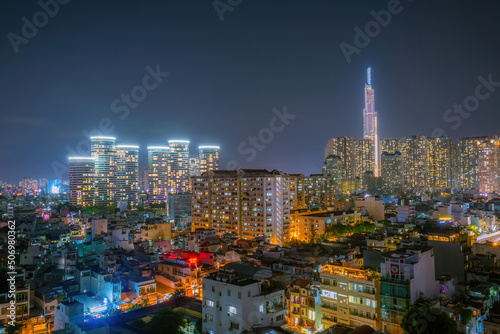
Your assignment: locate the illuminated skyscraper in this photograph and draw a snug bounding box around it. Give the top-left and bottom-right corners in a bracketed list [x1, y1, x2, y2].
[478, 139, 498, 195]
[323, 155, 343, 183]
[380, 138, 401, 155]
[363, 67, 379, 176]
[148, 146, 170, 203]
[68, 157, 95, 207]
[168, 140, 190, 194]
[457, 136, 490, 192]
[450, 143, 459, 190]
[381, 151, 402, 195]
[354, 138, 375, 178]
[325, 137, 354, 180]
[401, 135, 428, 193]
[199, 146, 220, 175]
[289, 174, 305, 210]
[90, 136, 117, 206]
[427, 137, 452, 190]
[115, 145, 139, 205]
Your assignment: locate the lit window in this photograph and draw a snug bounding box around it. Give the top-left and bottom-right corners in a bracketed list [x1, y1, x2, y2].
[206, 299, 214, 307]
[229, 306, 237, 314]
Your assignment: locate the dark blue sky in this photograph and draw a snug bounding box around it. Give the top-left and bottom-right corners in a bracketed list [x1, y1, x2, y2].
[1, 0, 500, 183]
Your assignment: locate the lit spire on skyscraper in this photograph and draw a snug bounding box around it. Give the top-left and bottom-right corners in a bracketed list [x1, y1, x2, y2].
[363, 67, 379, 177]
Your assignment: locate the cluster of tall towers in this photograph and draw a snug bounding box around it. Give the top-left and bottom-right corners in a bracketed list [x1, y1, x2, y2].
[68, 137, 219, 207]
[324, 68, 500, 196]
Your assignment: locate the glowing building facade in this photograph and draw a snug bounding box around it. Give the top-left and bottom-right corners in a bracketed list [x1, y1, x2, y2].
[115, 145, 139, 206]
[381, 151, 402, 195]
[380, 138, 400, 155]
[363, 67, 379, 176]
[478, 139, 499, 195]
[199, 146, 220, 175]
[354, 139, 375, 179]
[325, 137, 355, 181]
[457, 137, 489, 192]
[401, 135, 428, 193]
[91, 136, 117, 206]
[168, 140, 190, 194]
[148, 146, 170, 204]
[191, 169, 290, 245]
[69, 157, 95, 207]
[427, 136, 452, 190]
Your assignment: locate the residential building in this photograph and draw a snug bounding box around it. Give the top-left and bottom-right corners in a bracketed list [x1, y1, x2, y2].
[320, 263, 381, 330]
[427, 136, 452, 190]
[289, 174, 306, 210]
[478, 138, 499, 195]
[199, 146, 220, 174]
[380, 138, 400, 155]
[380, 247, 438, 334]
[115, 145, 139, 206]
[202, 269, 286, 334]
[287, 279, 322, 332]
[354, 139, 375, 179]
[400, 135, 428, 193]
[381, 152, 402, 195]
[168, 140, 190, 194]
[325, 137, 355, 181]
[68, 157, 95, 207]
[90, 136, 117, 206]
[148, 146, 170, 204]
[355, 196, 384, 220]
[191, 169, 290, 246]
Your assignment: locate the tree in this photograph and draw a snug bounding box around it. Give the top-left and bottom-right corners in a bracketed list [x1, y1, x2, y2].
[171, 289, 184, 299]
[402, 305, 457, 334]
[6, 322, 24, 334]
[460, 309, 473, 326]
[145, 308, 186, 334]
[195, 319, 203, 334]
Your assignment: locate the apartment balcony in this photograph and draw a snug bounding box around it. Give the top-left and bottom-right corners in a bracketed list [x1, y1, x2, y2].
[267, 304, 285, 314]
[349, 311, 377, 324]
[321, 304, 338, 315]
[321, 316, 337, 327]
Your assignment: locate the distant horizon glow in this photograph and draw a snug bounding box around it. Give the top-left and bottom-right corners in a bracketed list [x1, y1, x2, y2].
[168, 140, 190, 143]
[147, 146, 170, 150]
[90, 136, 116, 140]
[199, 146, 220, 149]
[68, 157, 96, 160]
[116, 145, 140, 149]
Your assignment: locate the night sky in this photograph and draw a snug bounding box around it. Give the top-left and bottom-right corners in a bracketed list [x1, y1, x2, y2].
[1, 0, 500, 183]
